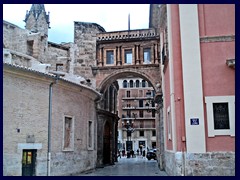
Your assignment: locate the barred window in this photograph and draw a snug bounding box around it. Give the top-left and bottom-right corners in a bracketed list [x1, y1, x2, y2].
[213, 103, 230, 130]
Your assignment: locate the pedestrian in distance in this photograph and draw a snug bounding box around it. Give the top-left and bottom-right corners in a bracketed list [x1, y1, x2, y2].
[122, 149, 125, 157]
[130, 149, 134, 158]
[143, 150, 146, 157]
[117, 149, 121, 158]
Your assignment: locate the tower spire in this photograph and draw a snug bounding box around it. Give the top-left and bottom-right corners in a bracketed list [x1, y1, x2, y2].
[24, 4, 50, 35]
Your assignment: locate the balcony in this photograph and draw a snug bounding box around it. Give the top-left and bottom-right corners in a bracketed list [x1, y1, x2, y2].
[122, 96, 154, 100]
[122, 117, 155, 120]
[122, 106, 155, 110]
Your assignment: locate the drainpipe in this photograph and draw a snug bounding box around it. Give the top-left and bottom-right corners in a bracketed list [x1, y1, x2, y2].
[47, 82, 54, 176]
[177, 97, 186, 176]
[47, 72, 63, 176]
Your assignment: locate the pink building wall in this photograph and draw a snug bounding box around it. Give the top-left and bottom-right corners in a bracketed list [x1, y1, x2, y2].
[164, 4, 235, 153]
[199, 4, 235, 152]
[164, 63, 172, 150]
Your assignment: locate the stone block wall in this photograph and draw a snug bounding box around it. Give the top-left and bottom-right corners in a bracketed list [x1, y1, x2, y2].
[3, 21, 48, 63]
[3, 21, 29, 54]
[164, 150, 235, 176]
[46, 45, 69, 72]
[74, 22, 105, 81]
[185, 152, 235, 176]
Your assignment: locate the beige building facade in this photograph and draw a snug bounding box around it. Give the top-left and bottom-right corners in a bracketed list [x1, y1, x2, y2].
[117, 78, 157, 153]
[3, 63, 100, 175]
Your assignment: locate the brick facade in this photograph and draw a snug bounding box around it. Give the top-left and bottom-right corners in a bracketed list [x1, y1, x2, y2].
[3, 64, 100, 176]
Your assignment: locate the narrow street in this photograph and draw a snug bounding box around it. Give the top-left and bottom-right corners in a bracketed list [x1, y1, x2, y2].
[75, 156, 168, 176]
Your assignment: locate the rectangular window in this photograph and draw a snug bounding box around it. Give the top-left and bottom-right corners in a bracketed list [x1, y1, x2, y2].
[213, 103, 230, 130]
[56, 63, 64, 71]
[106, 50, 114, 64]
[152, 110, 155, 117]
[143, 48, 151, 64]
[152, 130, 156, 136]
[88, 121, 94, 149]
[27, 40, 33, 56]
[140, 130, 144, 137]
[63, 116, 74, 151]
[152, 142, 156, 149]
[127, 91, 131, 97]
[127, 110, 131, 117]
[140, 120, 144, 128]
[125, 50, 132, 64]
[205, 96, 235, 137]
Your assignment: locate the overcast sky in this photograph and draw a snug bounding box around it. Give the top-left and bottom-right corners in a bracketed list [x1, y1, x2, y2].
[3, 4, 150, 44]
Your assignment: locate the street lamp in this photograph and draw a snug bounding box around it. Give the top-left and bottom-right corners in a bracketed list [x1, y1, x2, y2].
[47, 71, 64, 176]
[122, 114, 135, 152]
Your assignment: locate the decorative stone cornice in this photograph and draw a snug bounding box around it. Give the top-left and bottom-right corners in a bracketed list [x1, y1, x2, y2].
[200, 35, 235, 43]
[97, 29, 159, 42]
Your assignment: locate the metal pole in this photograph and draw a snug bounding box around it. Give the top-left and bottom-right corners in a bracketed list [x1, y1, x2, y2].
[47, 82, 54, 176]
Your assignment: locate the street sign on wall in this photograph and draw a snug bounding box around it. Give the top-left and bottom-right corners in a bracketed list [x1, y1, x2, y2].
[190, 118, 199, 125]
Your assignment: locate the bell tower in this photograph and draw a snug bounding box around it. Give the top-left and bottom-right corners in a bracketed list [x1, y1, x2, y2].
[24, 4, 50, 36]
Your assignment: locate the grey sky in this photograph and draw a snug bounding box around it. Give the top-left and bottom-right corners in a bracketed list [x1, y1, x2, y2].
[3, 4, 150, 44]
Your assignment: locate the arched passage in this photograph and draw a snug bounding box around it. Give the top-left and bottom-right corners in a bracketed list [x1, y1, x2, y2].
[96, 67, 161, 94]
[94, 64, 163, 168]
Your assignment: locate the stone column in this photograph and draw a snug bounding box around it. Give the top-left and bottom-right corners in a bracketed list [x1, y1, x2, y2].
[135, 45, 140, 65]
[132, 47, 135, 65]
[151, 44, 155, 64]
[98, 47, 103, 67]
[115, 46, 118, 66]
[140, 46, 143, 64]
[118, 46, 121, 62]
[155, 43, 159, 64]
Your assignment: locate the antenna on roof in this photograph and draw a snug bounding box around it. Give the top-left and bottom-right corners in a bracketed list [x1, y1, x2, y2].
[128, 13, 130, 31]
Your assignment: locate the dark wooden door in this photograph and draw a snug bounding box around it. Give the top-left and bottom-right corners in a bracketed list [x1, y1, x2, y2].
[103, 122, 111, 164]
[22, 149, 36, 176]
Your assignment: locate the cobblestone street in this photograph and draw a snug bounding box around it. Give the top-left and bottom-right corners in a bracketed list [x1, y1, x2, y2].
[75, 156, 168, 176]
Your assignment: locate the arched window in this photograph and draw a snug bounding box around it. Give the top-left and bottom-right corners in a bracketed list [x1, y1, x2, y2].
[123, 80, 128, 88]
[142, 80, 146, 87]
[136, 80, 140, 87]
[130, 80, 134, 88]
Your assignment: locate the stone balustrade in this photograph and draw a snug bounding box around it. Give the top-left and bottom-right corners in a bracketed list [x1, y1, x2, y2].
[97, 29, 159, 41]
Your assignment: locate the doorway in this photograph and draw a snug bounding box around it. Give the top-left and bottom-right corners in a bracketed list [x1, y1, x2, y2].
[22, 149, 37, 176]
[103, 121, 111, 164]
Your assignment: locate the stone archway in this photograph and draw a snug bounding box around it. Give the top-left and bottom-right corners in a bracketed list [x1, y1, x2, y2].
[94, 64, 161, 93]
[94, 64, 164, 169]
